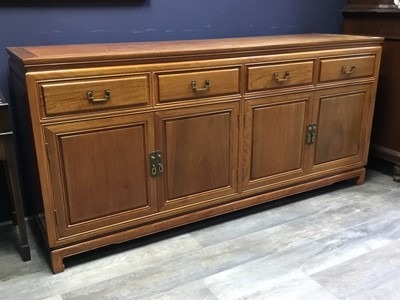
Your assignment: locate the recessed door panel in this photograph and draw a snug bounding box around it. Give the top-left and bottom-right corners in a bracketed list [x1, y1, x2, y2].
[242, 92, 312, 193]
[313, 84, 372, 171]
[44, 113, 157, 240]
[165, 113, 230, 199]
[315, 93, 364, 164]
[156, 102, 240, 211]
[251, 102, 305, 179]
[60, 126, 149, 224]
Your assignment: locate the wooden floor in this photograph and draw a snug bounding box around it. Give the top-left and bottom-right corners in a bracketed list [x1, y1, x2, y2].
[1, 166, 400, 300]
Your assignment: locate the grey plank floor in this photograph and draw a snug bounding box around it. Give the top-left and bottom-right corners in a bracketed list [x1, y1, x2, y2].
[1, 166, 400, 300]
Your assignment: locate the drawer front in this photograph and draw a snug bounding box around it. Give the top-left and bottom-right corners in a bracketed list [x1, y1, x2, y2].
[247, 61, 314, 92]
[319, 55, 376, 83]
[42, 75, 150, 116]
[157, 68, 240, 102]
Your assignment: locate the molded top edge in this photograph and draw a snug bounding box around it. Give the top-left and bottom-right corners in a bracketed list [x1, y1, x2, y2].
[7, 33, 384, 66]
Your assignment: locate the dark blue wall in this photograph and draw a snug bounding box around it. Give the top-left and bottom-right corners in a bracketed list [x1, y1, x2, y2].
[0, 0, 346, 222]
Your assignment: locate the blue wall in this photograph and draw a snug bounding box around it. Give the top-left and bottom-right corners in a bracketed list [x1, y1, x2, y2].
[0, 0, 346, 222]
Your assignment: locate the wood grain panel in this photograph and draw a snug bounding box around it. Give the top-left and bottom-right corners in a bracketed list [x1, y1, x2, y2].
[319, 55, 375, 82]
[42, 75, 149, 116]
[157, 68, 239, 102]
[315, 91, 365, 164]
[242, 92, 312, 194]
[156, 102, 239, 211]
[247, 60, 314, 92]
[60, 126, 148, 224]
[166, 114, 230, 199]
[44, 113, 157, 239]
[251, 102, 306, 179]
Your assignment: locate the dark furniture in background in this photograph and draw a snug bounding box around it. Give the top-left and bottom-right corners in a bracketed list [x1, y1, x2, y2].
[0, 90, 31, 261]
[343, 0, 400, 180]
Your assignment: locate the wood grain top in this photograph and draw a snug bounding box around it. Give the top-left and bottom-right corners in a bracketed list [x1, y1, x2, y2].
[7, 34, 384, 66]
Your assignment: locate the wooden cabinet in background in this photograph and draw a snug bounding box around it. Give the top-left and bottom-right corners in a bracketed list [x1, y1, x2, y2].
[7, 34, 382, 272]
[343, 1, 400, 180]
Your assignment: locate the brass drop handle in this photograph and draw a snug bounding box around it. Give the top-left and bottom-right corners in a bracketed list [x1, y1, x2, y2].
[150, 163, 157, 177]
[274, 71, 290, 82]
[192, 80, 211, 92]
[87, 89, 111, 103]
[342, 65, 356, 74]
[149, 153, 158, 177]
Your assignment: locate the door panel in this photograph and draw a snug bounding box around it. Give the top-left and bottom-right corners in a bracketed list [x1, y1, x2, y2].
[165, 113, 230, 199]
[251, 102, 305, 179]
[242, 92, 312, 193]
[312, 84, 372, 171]
[156, 101, 240, 211]
[60, 126, 149, 224]
[315, 93, 364, 164]
[44, 113, 157, 240]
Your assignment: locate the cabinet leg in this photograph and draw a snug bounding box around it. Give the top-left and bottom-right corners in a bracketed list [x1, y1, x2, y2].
[3, 155, 31, 261]
[51, 252, 65, 274]
[20, 244, 31, 261]
[355, 168, 366, 185]
[393, 164, 400, 182]
[2, 162, 17, 225]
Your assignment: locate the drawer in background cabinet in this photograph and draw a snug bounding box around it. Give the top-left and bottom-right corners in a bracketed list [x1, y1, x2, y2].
[319, 55, 376, 83]
[41, 75, 150, 116]
[156, 68, 240, 103]
[246, 61, 314, 92]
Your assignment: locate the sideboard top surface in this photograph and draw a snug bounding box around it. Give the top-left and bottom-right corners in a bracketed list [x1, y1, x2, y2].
[7, 34, 383, 67]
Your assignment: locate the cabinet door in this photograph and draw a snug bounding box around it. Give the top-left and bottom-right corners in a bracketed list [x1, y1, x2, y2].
[312, 84, 373, 172]
[44, 113, 157, 242]
[242, 92, 312, 193]
[156, 101, 240, 212]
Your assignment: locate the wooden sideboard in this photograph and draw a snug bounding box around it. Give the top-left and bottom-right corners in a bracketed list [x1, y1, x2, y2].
[343, 1, 400, 180]
[7, 34, 383, 273]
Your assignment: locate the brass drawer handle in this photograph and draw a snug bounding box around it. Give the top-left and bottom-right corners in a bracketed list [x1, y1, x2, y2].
[192, 80, 211, 92]
[274, 71, 290, 82]
[87, 89, 111, 103]
[342, 65, 356, 74]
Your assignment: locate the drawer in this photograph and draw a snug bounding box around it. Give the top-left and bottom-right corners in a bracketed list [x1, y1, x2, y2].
[319, 55, 376, 83]
[157, 68, 239, 102]
[247, 61, 314, 92]
[41, 75, 150, 116]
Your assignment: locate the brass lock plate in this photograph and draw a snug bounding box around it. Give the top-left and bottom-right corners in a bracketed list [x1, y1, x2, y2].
[306, 124, 317, 145]
[149, 151, 164, 177]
